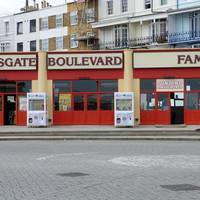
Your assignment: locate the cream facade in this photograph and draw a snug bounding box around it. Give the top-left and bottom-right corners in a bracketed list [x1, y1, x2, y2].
[92, 0, 177, 49]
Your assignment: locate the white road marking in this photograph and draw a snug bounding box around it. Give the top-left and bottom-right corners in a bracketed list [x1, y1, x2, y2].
[109, 155, 200, 169]
[36, 152, 96, 161]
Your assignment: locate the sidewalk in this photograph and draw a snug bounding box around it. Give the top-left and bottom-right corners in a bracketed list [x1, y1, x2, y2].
[0, 125, 200, 140]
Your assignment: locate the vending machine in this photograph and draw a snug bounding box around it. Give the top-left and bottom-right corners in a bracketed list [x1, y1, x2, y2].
[114, 92, 134, 127]
[27, 93, 48, 127]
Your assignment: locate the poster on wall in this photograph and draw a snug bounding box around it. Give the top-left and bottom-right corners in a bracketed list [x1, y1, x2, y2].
[59, 94, 71, 111]
[19, 96, 27, 111]
[114, 92, 134, 127]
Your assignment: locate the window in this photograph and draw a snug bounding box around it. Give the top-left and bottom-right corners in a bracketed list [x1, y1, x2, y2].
[74, 95, 84, 111]
[85, 8, 95, 22]
[41, 17, 48, 30]
[186, 93, 200, 110]
[141, 79, 155, 92]
[70, 11, 78, 25]
[185, 79, 200, 91]
[17, 42, 23, 52]
[18, 95, 27, 111]
[121, 0, 128, 12]
[0, 42, 10, 52]
[158, 93, 168, 110]
[30, 19, 36, 32]
[56, 37, 63, 50]
[161, 0, 167, 5]
[115, 25, 128, 48]
[56, 14, 63, 27]
[144, 0, 151, 9]
[30, 40, 36, 51]
[87, 95, 97, 110]
[141, 93, 155, 110]
[73, 80, 98, 92]
[4, 21, 9, 34]
[100, 94, 114, 110]
[70, 34, 78, 48]
[100, 80, 118, 92]
[41, 39, 48, 51]
[53, 81, 72, 111]
[107, 0, 113, 15]
[54, 81, 71, 93]
[18, 81, 31, 93]
[0, 81, 16, 93]
[17, 22, 23, 34]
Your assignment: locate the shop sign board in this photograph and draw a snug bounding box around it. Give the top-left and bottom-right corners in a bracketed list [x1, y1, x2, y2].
[114, 92, 134, 127]
[27, 93, 48, 127]
[0, 53, 37, 70]
[156, 79, 184, 92]
[134, 51, 200, 68]
[48, 52, 123, 70]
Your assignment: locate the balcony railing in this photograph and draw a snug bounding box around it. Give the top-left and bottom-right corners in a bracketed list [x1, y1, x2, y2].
[169, 31, 200, 44]
[99, 33, 168, 49]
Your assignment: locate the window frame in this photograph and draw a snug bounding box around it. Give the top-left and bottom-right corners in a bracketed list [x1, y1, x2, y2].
[30, 19, 36, 33]
[17, 22, 23, 35]
[41, 39, 48, 51]
[70, 34, 78, 48]
[107, 0, 113, 15]
[70, 11, 78, 26]
[144, 0, 151, 9]
[41, 17, 48, 30]
[121, 0, 128, 13]
[56, 14, 63, 27]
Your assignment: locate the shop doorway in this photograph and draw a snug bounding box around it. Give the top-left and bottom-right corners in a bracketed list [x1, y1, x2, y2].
[73, 93, 99, 124]
[4, 95, 16, 125]
[170, 92, 184, 124]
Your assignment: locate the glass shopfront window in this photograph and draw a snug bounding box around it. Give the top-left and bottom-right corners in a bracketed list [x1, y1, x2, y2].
[0, 81, 16, 93]
[100, 94, 114, 110]
[186, 93, 200, 110]
[54, 80, 71, 93]
[141, 93, 155, 110]
[158, 93, 168, 110]
[18, 81, 31, 93]
[54, 81, 71, 111]
[100, 80, 118, 92]
[185, 79, 200, 91]
[73, 80, 98, 92]
[185, 79, 200, 110]
[53, 80, 117, 112]
[141, 79, 155, 92]
[87, 95, 97, 110]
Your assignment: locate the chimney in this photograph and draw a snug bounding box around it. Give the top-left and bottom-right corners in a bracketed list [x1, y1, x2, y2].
[25, 0, 29, 11]
[44, 0, 47, 8]
[33, 0, 36, 8]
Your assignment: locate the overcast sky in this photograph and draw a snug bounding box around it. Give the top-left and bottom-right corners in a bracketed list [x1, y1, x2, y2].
[0, 0, 67, 16]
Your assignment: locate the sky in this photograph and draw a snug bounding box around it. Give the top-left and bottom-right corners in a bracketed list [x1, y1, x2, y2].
[0, 0, 67, 16]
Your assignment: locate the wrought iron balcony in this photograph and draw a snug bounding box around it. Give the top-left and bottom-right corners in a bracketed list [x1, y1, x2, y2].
[169, 31, 200, 44]
[98, 33, 168, 50]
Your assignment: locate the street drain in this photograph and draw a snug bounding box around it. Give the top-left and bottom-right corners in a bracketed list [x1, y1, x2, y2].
[57, 172, 89, 177]
[160, 184, 200, 191]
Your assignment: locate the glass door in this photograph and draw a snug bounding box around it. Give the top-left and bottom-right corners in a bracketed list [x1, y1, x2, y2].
[86, 94, 99, 124]
[73, 94, 85, 124]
